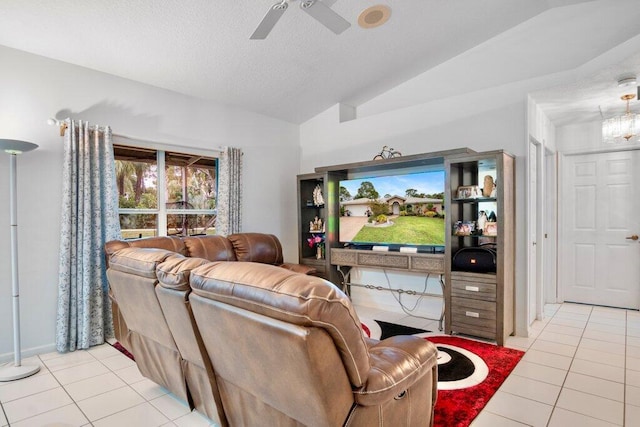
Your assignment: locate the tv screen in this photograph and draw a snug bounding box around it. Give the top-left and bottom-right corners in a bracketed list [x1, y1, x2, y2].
[339, 170, 445, 250]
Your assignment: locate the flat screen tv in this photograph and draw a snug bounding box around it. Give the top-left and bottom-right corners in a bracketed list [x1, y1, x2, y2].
[339, 170, 445, 252]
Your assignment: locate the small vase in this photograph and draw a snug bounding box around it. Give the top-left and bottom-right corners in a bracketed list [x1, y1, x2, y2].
[316, 245, 322, 259]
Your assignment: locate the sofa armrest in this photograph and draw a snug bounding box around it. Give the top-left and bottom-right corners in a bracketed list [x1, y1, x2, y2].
[279, 262, 317, 275]
[354, 335, 438, 406]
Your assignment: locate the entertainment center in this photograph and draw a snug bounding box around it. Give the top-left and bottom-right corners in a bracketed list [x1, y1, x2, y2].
[297, 148, 515, 345]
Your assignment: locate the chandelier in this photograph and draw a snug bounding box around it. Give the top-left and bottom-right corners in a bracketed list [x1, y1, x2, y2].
[602, 93, 640, 143]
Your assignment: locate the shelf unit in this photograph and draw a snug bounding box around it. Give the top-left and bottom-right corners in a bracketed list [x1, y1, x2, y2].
[298, 148, 517, 344]
[445, 150, 515, 345]
[302, 149, 474, 286]
[297, 173, 328, 278]
[297, 171, 346, 282]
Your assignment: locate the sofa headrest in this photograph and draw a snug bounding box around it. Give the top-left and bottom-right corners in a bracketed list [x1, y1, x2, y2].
[105, 236, 187, 259]
[156, 256, 211, 291]
[189, 261, 371, 387]
[227, 233, 284, 265]
[182, 235, 237, 262]
[108, 247, 182, 278]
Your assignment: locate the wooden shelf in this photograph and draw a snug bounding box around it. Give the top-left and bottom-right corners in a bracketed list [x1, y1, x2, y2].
[331, 248, 445, 274]
[445, 151, 514, 345]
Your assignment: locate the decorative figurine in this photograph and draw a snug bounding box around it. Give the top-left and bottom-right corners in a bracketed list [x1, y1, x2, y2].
[313, 184, 324, 206]
[483, 175, 495, 198]
[309, 216, 324, 232]
[478, 211, 487, 232]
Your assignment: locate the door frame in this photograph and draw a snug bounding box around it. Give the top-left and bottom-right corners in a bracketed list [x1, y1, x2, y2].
[544, 149, 559, 304]
[527, 137, 544, 324]
[558, 145, 640, 304]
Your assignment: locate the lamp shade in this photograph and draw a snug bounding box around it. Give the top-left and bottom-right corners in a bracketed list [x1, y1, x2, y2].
[0, 139, 39, 154]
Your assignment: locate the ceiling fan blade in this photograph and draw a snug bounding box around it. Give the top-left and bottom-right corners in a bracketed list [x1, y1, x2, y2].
[300, 0, 350, 35]
[250, 2, 289, 40]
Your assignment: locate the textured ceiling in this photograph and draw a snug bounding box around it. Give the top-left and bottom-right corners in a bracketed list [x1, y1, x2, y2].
[0, 0, 638, 124]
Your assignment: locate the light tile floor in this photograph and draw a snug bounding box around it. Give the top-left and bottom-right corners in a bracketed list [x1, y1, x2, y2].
[473, 303, 640, 427]
[357, 302, 640, 427]
[0, 342, 214, 427]
[0, 302, 638, 426]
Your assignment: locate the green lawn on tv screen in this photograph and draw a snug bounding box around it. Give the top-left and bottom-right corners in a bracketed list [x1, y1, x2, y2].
[352, 216, 445, 245]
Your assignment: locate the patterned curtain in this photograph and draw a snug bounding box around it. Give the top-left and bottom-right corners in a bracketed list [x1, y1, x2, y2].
[56, 120, 121, 352]
[216, 146, 243, 236]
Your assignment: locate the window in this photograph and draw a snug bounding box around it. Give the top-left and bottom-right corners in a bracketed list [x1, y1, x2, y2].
[114, 145, 217, 239]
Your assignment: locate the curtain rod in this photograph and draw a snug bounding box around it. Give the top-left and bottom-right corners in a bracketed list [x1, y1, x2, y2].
[48, 118, 224, 154]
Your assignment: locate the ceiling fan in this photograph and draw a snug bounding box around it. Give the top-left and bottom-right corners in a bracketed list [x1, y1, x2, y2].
[250, 0, 350, 40]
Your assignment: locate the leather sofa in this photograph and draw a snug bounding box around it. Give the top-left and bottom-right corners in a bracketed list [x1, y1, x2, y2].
[105, 233, 316, 350]
[105, 235, 438, 426]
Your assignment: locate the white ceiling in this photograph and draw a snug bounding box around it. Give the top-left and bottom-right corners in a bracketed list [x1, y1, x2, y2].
[0, 0, 639, 125]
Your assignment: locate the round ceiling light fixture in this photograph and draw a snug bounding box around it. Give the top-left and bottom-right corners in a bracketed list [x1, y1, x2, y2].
[617, 75, 637, 87]
[358, 4, 391, 29]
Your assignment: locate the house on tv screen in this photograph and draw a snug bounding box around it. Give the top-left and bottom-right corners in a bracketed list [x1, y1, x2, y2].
[341, 196, 443, 217]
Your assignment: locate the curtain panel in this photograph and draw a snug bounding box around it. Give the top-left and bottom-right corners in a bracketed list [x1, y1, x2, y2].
[216, 146, 243, 236]
[56, 120, 121, 352]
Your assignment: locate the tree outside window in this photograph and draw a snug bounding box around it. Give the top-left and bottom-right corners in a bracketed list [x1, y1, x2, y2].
[115, 145, 217, 239]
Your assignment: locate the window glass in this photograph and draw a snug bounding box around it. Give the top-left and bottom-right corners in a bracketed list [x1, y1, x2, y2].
[119, 214, 158, 239]
[114, 145, 217, 238]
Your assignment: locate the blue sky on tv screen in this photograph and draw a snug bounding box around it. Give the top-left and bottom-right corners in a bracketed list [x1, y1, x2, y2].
[340, 171, 444, 199]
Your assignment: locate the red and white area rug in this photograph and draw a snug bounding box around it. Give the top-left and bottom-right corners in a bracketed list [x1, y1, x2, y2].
[361, 318, 524, 427]
[112, 319, 523, 427]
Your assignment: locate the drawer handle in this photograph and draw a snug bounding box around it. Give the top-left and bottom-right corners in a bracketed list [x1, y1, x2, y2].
[465, 286, 479, 292]
[465, 311, 480, 318]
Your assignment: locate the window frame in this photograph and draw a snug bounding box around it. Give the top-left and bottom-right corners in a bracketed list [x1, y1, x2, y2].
[114, 140, 219, 238]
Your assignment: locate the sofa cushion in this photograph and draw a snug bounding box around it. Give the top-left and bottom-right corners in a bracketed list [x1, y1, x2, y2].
[156, 256, 211, 291]
[183, 236, 237, 262]
[227, 233, 283, 265]
[189, 261, 371, 387]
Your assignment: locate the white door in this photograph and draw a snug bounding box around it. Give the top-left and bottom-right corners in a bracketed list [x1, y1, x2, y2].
[528, 142, 538, 324]
[561, 150, 640, 309]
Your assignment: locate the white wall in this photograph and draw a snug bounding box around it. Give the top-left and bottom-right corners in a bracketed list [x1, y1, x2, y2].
[0, 45, 299, 360]
[300, 95, 530, 335]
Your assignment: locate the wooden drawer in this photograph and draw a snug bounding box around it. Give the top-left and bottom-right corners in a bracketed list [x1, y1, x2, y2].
[411, 255, 444, 273]
[450, 271, 497, 284]
[450, 323, 497, 341]
[451, 278, 496, 301]
[451, 297, 496, 338]
[358, 253, 409, 269]
[330, 249, 356, 266]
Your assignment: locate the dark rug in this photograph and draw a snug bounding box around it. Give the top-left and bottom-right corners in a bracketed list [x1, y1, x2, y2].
[110, 341, 134, 361]
[361, 319, 524, 427]
[374, 319, 430, 339]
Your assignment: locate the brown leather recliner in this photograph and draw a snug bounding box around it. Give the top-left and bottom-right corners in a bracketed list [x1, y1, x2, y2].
[186, 261, 439, 426]
[107, 247, 227, 426]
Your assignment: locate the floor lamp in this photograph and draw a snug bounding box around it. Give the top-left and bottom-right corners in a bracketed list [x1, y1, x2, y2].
[0, 139, 40, 382]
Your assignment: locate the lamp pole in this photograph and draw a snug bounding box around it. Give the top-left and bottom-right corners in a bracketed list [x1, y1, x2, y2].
[0, 139, 40, 382]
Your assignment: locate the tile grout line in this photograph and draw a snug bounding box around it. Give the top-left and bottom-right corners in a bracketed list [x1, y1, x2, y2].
[39, 352, 96, 427]
[1, 401, 8, 427]
[64, 350, 158, 426]
[541, 304, 594, 427]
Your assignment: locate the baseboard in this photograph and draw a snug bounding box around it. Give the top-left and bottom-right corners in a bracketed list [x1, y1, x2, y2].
[0, 343, 56, 364]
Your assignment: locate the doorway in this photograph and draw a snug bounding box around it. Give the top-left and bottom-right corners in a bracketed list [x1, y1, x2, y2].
[560, 149, 640, 309]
